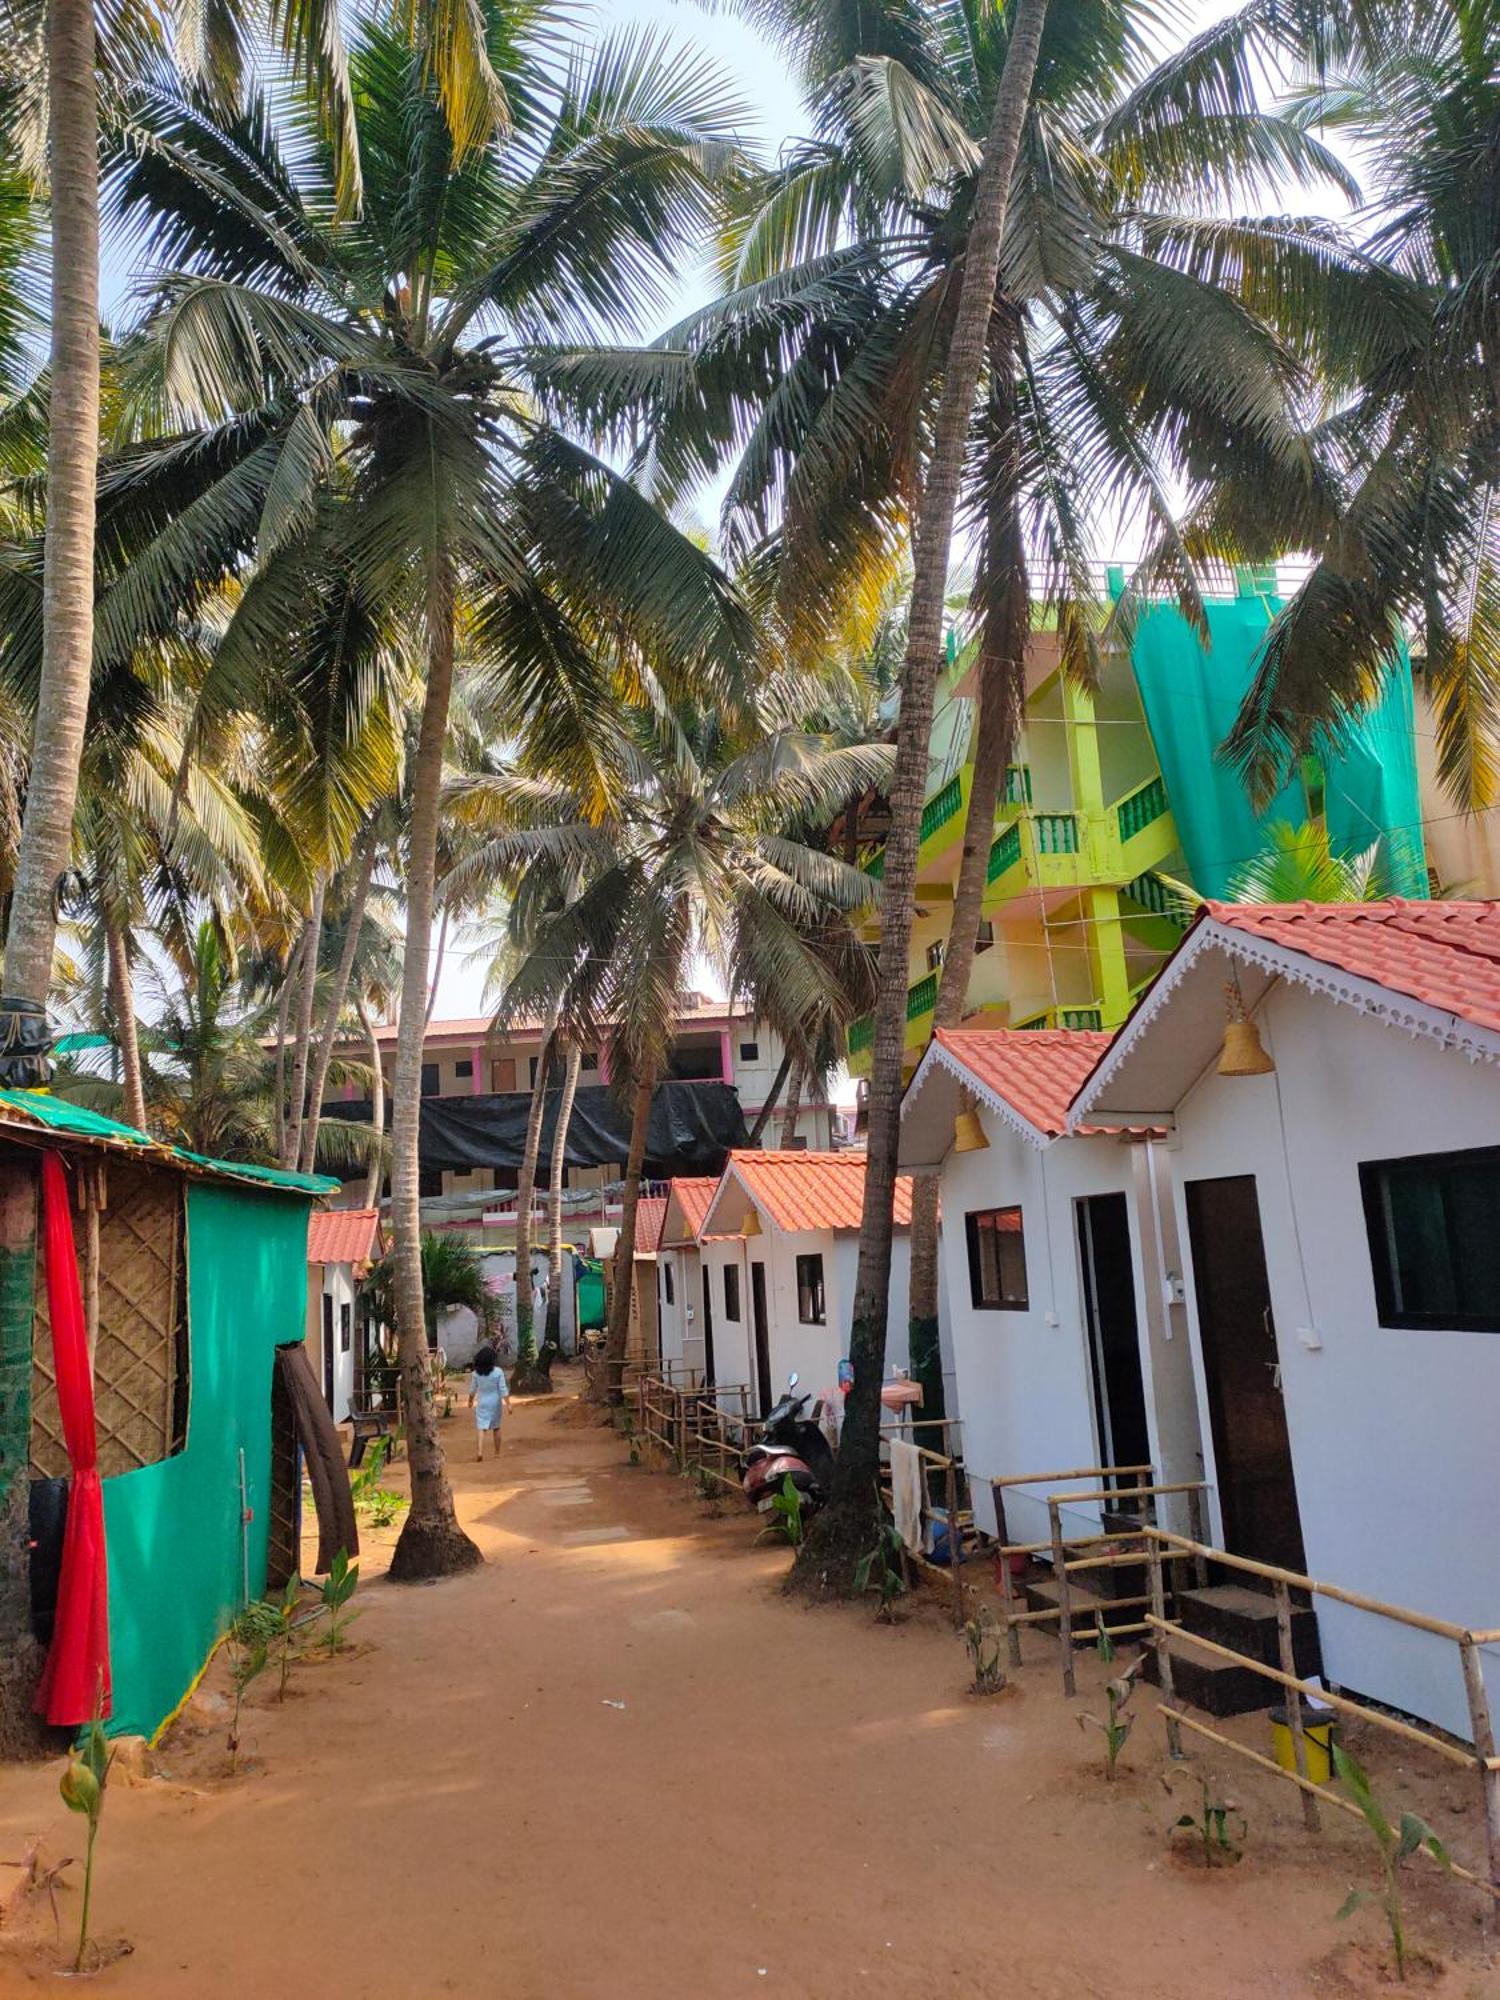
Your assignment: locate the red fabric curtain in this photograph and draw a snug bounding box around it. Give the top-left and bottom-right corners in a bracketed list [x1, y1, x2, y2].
[33, 1151, 111, 1725]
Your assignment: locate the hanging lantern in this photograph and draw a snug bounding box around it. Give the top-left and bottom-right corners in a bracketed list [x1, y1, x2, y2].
[953, 1087, 990, 1152]
[1218, 980, 1275, 1076]
[740, 1209, 762, 1237]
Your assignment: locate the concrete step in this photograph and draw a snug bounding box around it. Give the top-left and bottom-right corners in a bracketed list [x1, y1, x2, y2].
[1175, 1583, 1322, 1674]
[1140, 1633, 1279, 1717]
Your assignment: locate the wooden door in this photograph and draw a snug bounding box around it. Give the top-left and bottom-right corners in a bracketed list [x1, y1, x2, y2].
[1076, 1193, 1150, 1483]
[1184, 1175, 1305, 1572]
[750, 1261, 772, 1415]
[701, 1263, 716, 1386]
[320, 1292, 336, 1414]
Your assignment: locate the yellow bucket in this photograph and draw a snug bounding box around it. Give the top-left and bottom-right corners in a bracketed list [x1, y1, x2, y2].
[1270, 1704, 1335, 1785]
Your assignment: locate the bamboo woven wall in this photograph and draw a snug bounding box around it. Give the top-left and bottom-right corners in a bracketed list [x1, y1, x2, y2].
[30, 1159, 186, 1479]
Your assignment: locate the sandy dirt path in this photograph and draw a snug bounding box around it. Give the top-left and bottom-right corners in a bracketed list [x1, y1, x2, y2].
[0, 1382, 1494, 1998]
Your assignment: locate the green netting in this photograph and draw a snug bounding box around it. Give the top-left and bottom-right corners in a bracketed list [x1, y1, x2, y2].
[1129, 590, 1428, 898]
[0, 1090, 337, 1198]
[0, 1214, 34, 1507]
[102, 1182, 311, 1739]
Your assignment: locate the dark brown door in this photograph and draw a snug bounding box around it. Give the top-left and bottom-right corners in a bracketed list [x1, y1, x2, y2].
[1076, 1193, 1150, 1483]
[1184, 1175, 1305, 1572]
[750, 1261, 772, 1415]
[701, 1263, 716, 1386]
[321, 1292, 336, 1414]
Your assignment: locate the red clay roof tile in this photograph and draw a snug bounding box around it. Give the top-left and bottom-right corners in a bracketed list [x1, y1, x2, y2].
[933, 1029, 1115, 1139]
[307, 1208, 382, 1267]
[725, 1151, 913, 1233]
[661, 1177, 718, 1246]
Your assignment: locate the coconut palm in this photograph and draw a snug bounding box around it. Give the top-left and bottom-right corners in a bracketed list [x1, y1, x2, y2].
[449, 711, 890, 1400]
[93, 13, 757, 1575]
[1202, 0, 1500, 812]
[364, 1231, 501, 1355]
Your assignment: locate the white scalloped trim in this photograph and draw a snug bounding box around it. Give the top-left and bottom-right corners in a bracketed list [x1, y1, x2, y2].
[913, 1035, 1057, 1150]
[1073, 918, 1500, 1126]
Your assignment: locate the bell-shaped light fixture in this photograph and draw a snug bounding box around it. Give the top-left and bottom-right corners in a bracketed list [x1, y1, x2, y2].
[1218, 980, 1275, 1077]
[740, 1209, 762, 1237]
[953, 1089, 990, 1153]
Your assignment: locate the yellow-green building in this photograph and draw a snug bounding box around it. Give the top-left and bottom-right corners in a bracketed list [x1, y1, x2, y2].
[847, 568, 1428, 1079]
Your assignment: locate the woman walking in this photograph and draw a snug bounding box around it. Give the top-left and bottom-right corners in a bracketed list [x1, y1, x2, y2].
[467, 1344, 510, 1463]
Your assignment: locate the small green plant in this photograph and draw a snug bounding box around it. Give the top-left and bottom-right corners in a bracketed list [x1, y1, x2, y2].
[58, 1710, 110, 1974]
[1164, 1767, 1246, 1867]
[320, 1548, 361, 1654]
[963, 1609, 1006, 1694]
[272, 1573, 303, 1701]
[1078, 1657, 1142, 1779]
[349, 1437, 389, 1503]
[1095, 1614, 1116, 1664]
[853, 1516, 907, 1622]
[757, 1473, 806, 1547]
[1333, 1742, 1451, 1980]
[226, 1601, 279, 1770]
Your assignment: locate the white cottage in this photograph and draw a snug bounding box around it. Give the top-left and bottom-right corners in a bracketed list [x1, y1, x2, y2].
[1072, 898, 1500, 1734]
[656, 1178, 719, 1380]
[697, 1151, 920, 1416]
[305, 1207, 383, 1423]
[899, 1030, 1197, 1551]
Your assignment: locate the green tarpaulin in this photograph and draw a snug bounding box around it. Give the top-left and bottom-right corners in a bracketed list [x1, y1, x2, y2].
[1129, 586, 1427, 898]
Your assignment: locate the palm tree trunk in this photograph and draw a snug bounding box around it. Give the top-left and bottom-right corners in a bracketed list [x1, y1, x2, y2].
[800, 0, 1050, 1586]
[544, 1038, 582, 1358]
[272, 942, 298, 1165]
[602, 1071, 654, 1406]
[512, 1022, 554, 1369]
[299, 832, 377, 1174]
[424, 907, 449, 1027]
[1, 0, 100, 1022]
[104, 909, 148, 1132]
[746, 1048, 793, 1143]
[358, 994, 386, 1210]
[281, 876, 326, 1169]
[778, 1058, 805, 1148]
[905, 364, 1028, 1418]
[388, 551, 480, 1582]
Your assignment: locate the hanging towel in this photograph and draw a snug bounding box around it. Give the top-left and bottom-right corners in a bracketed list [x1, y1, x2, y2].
[33, 1152, 111, 1727]
[889, 1439, 924, 1556]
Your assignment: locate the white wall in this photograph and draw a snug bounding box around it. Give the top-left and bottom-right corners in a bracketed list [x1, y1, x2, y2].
[438, 1248, 577, 1366]
[935, 1111, 1169, 1550]
[657, 1246, 709, 1379]
[308, 1262, 359, 1424]
[1167, 980, 1500, 1734]
[699, 1237, 755, 1408]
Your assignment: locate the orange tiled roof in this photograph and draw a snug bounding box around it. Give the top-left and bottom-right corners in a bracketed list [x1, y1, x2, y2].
[727, 1151, 913, 1233]
[1201, 900, 1500, 1035]
[933, 1029, 1115, 1139]
[661, 1177, 718, 1247]
[307, 1208, 382, 1268]
[633, 1196, 668, 1254]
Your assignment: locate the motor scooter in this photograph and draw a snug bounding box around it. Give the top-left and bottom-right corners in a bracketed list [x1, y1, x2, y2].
[742, 1372, 835, 1514]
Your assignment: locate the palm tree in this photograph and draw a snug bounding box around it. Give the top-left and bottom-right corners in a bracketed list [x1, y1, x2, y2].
[1201, 0, 1500, 812]
[457, 713, 890, 1401]
[542, 1037, 583, 1359]
[365, 1230, 500, 1356]
[0, 0, 371, 1056]
[99, 14, 757, 1576]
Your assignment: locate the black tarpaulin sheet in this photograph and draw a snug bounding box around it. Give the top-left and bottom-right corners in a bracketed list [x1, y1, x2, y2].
[339, 1081, 747, 1177]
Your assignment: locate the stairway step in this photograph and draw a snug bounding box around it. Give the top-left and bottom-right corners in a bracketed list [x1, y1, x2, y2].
[1022, 1574, 1150, 1643]
[1175, 1584, 1322, 1674]
[1140, 1634, 1277, 1718]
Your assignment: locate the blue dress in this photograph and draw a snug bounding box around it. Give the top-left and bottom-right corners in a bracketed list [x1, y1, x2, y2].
[470, 1367, 508, 1430]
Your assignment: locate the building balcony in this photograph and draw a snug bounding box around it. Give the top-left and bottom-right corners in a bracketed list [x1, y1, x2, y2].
[982, 773, 1178, 909]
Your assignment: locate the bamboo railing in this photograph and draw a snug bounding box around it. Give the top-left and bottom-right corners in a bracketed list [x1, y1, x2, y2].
[1138, 1527, 1500, 1901]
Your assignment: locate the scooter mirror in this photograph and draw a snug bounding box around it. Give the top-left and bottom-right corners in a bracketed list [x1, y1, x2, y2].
[787, 1371, 799, 1390]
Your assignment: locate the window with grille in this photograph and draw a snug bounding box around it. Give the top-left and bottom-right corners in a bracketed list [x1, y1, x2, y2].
[29, 1159, 189, 1479]
[965, 1206, 1028, 1311]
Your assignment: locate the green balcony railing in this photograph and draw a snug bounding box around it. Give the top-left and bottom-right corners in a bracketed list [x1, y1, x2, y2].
[987, 821, 1022, 882]
[862, 847, 885, 882]
[906, 971, 938, 1023]
[1061, 1006, 1103, 1030]
[920, 773, 964, 843]
[1014, 1012, 1050, 1031]
[1117, 775, 1169, 843]
[847, 1014, 874, 1055]
[1034, 813, 1079, 855]
[1003, 764, 1032, 806]
[1124, 870, 1191, 929]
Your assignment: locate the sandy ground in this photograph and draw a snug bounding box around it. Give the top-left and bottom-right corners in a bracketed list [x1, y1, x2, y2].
[0, 1375, 1497, 1998]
